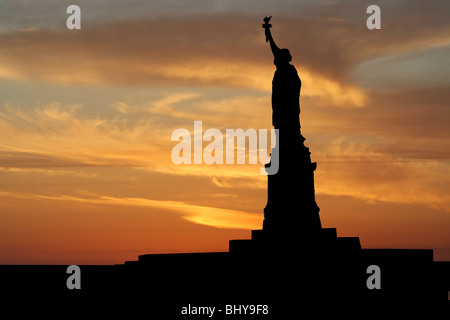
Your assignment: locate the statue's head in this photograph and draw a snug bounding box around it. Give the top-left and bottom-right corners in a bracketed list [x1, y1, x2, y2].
[274, 48, 292, 66]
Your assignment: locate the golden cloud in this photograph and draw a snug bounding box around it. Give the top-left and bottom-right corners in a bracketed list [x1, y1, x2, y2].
[1, 190, 261, 230]
[1, 97, 448, 215]
[314, 138, 450, 212]
[0, 16, 373, 108]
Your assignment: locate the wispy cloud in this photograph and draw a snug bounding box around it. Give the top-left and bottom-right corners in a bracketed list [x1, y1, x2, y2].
[0, 14, 373, 108]
[0, 166, 97, 178]
[1, 190, 261, 230]
[316, 154, 450, 212]
[1, 98, 448, 214]
[0, 102, 169, 167]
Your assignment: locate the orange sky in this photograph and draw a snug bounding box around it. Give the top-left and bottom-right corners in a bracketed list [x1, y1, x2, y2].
[0, 0, 449, 264]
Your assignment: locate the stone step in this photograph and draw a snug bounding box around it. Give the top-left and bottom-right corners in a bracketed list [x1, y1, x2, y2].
[251, 228, 337, 241]
[320, 228, 337, 240]
[229, 239, 255, 255]
[336, 237, 361, 251]
[124, 260, 139, 266]
[232, 230, 360, 256]
[251, 230, 264, 240]
[137, 252, 229, 265]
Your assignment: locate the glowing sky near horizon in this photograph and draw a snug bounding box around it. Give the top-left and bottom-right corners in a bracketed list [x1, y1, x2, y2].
[0, 0, 449, 264]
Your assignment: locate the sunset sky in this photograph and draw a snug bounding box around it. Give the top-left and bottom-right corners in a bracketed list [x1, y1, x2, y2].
[0, 0, 449, 264]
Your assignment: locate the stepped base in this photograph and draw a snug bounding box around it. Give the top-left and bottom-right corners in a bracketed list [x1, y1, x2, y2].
[229, 228, 360, 256]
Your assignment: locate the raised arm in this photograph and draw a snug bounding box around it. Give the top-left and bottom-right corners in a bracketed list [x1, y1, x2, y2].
[265, 28, 280, 57]
[263, 16, 280, 57]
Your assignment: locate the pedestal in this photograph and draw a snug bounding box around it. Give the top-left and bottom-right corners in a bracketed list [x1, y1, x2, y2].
[263, 132, 321, 234]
